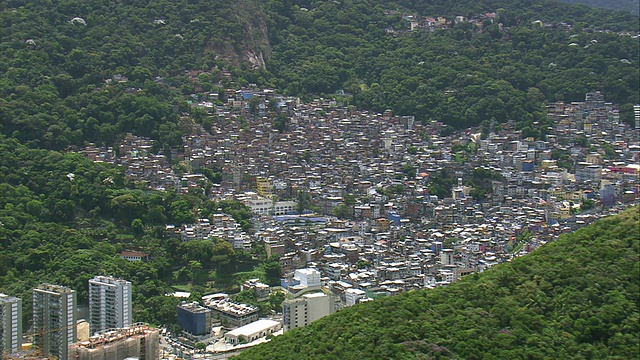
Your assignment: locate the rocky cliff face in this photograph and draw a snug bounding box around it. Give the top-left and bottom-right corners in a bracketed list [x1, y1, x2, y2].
[206, 0, 271, 68]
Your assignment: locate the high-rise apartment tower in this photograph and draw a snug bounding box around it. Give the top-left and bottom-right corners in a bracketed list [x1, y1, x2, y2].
[89, 276, 132, 334]
[0, 293, 22, 356]
[32, 284, 76, 360]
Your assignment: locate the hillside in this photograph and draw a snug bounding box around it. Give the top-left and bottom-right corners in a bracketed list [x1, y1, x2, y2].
[237, 207, 640, 359]
[0, 0, 272, 150]
[559, 0, 639, 15]
[1, 0, 638, 151]
[265, 0, 639, 129]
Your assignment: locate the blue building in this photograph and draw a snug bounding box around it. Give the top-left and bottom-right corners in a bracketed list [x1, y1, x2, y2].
[388, 211, 401, 226]
[177, 302, 211, 336]
[521, 160, 535, 172]
[600, 184, 616, 207]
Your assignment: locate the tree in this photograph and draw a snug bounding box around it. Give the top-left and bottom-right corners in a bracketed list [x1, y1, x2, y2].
[188, 260, 206, 284]
[296, 191, 312, 214]
[264, 255, 282, 286]
[401, 164, 416, 179]
[169, 200, 196, 225]
[343, 194, 356, 206]
[269, 291, 285, 311]
[581, 199, 595, 212]
[131, 218, 144, 237]
[273, 114, 289, 133]
[333, 204, 352, 219]
[211, 238, 236, 273]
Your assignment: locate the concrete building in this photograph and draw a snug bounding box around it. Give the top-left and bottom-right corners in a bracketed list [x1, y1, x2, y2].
[205, 299, 259, 329]
[32, 283, 77, 360]
[283, 292, 334, 331]
[224, 319, 281, 344]
[441, 249, 454, 266]
[575, 163, 602, 184]
[68, 323, 159, 360]
[281, 268, 323, 297]
[177, 302, 212, 336]
[0, 294, 22, 356]
[294, 268, 321, 288]
[241, 279, 270, 300]
[89, 276, 133, 334]
[344, 288, 367, 307]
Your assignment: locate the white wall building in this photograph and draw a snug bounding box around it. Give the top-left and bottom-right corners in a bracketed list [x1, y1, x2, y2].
[89, 276, 133, 334]
[283, 292, 334, 332]
[294, 268, 321, 288]
[0, 293, 22, 355]
[225, 319, 281, 344]
[441, 249, 454, 266]
[344, 288, 367, 307]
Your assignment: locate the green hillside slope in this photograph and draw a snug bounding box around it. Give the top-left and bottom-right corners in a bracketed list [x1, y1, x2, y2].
[0, 0, 271, 149]
[238, 207, 639, 359]
[558, 0, 639, 15]
[265, 0, 639, 128]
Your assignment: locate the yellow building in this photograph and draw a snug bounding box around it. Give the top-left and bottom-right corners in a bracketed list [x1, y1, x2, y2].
[256, 177, 273, 198]
[586, 153, 603, 165]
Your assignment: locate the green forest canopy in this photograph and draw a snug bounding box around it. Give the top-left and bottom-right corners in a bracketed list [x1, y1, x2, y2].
[238, 207, 639, 359]
[558, 0, 639, 15]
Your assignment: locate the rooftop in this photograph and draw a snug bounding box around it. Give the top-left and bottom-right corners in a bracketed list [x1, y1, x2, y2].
[225, 319, 280, 337]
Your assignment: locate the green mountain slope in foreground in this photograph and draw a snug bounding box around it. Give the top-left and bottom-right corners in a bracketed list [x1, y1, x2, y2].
[238, 207, 639, 359]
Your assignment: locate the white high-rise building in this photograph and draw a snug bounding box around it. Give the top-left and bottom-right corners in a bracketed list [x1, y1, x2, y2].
[0, 293, 22, 355]
[33, 284, 76, 360]
[89, 276, 132, 334]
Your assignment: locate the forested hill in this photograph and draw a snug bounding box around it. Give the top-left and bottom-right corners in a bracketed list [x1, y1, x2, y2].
[559, 0, 639, 15]
[238, 207, 640, 359]
[0, 0, 272, 150]
[265, 0, 639, 129]
[1, 0, 639, 151]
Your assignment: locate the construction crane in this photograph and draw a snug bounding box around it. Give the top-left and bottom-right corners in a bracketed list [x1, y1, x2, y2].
[2, 323, 74, 360]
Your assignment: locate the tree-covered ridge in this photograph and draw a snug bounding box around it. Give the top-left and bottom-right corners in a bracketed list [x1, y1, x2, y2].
[238, 207, 639, 359]
[559, 0, 640, 15]
[0, 0, 272, 150]
[387, 0, 639, 25]
[266, 0, 639, 128]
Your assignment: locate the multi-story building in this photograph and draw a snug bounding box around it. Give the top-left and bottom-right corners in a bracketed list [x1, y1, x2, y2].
[32, 284, 77, 360]
[205, 298, 259, 329]
[0, 294, 22, 356]
[89, 276, 133, 334]
[283, 292, 334, 332]
[68, 323, 159, 360]
[575, 162, 602, 184]
[177, 302, 212, 336]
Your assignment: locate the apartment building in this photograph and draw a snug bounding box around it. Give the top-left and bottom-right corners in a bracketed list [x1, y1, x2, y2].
[0, 294, 22, 355]
[32, 284, 77, 360]
[89, 276, 133, 334]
